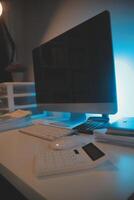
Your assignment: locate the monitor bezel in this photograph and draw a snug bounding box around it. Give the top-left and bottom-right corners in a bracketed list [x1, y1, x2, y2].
[37, 102, 117, 114]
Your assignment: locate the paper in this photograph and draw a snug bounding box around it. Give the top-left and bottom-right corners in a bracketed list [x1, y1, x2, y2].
[0, 110, 32, 132]
[1, 109, 32, 119]
[94, 129, 134, 147]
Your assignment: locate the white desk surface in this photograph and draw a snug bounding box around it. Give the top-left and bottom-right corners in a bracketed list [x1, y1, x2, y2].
[0, 129, 134, 200]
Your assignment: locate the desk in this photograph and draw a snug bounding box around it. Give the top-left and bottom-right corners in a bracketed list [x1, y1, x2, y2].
[0, 129, 134, 200]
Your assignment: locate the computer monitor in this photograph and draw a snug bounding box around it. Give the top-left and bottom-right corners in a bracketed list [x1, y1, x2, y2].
[32, 10, 117, 123]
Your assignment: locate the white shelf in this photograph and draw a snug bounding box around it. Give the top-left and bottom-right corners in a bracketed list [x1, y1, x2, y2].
[0, 82, 36, 112]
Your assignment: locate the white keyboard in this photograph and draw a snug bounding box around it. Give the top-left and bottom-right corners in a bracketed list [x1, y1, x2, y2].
[19, 124, 76, 141]
[35, 143, 107, 177]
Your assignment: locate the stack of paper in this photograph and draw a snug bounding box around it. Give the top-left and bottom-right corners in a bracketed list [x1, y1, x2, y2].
[0, 110, 32, 132]
[94, 129, 134, 147]
[108, 117, 134, 136]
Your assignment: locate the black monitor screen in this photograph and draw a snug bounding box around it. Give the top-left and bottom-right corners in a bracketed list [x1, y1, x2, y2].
[33, 11, 117, 114]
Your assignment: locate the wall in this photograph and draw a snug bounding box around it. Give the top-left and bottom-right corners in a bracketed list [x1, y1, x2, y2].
[3, 0, 134, 118]
[2, 0, 63, 80]
[2, 0, 24, 62]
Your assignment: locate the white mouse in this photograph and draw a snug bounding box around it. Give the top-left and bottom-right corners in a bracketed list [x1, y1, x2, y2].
[50, 135, 89, 150]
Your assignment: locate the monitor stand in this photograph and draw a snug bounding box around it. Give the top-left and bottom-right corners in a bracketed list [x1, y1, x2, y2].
[49, 112, 87, 128]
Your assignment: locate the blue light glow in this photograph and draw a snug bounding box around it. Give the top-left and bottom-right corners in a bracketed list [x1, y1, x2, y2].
[111, 8, 134, 119]
[114, 56, 134, 119]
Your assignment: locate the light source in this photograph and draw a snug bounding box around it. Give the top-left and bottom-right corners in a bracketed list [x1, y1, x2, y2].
[0, 2, 3, 16]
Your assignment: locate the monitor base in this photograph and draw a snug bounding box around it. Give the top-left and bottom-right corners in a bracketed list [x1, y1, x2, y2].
[48, 112, 87, 128]
[69, 112, 87, 122]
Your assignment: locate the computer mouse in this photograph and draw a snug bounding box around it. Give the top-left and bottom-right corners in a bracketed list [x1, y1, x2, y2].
[50, 135, 89, 150]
